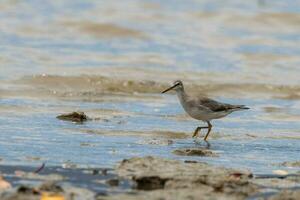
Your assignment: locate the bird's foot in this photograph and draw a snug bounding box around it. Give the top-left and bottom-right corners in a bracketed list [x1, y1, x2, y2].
[193, 138, 201, 145]
[204, 140, 211, 149]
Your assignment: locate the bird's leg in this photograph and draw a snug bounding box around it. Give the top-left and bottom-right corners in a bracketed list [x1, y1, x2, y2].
[192, 125, 209, 138]
[192, 127, 201, 137]
[203, 121, 213, 141]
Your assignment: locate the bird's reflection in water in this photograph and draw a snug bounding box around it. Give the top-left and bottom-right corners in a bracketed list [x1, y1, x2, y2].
[193, 139, 211, 149]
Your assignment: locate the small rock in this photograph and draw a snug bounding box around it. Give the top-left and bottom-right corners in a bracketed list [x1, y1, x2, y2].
[184, 160, 198, 163]
[172, 148, 218, 157]
[101, 169, 108, 176]
[83, 169, 109, 176]
[106, 179, 119, 187]
[56, 112, 88, 122]
[39, 181, 64, 193]
[17, 185, 40, 195]
[133, 176, 168, 190]
[80, 143, 96, 147]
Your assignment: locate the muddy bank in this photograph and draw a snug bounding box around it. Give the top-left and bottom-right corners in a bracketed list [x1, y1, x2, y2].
[99, 156, 300, 200]
[100, 156, 257, 200]
[62, 21, 147, 39]
[16, 74, 168, 95]
[2, 157, 300, 200]
[9, 74, 300, 100]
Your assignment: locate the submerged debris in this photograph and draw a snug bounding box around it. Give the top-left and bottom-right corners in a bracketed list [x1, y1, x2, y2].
[56, 112, 88, 123]
[172, 148, 218, 157]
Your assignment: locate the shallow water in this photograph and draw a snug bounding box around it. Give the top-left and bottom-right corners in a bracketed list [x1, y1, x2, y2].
[0, 0, 300, 175]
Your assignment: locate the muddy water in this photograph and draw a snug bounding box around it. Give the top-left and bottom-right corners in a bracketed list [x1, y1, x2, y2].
[0, 0, 300, 176]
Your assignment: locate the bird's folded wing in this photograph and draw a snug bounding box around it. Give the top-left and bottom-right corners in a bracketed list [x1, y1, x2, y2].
[191, 97, 235, 112]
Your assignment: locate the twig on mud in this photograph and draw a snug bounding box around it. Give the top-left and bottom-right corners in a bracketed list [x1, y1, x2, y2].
[34, 163, 46, 173]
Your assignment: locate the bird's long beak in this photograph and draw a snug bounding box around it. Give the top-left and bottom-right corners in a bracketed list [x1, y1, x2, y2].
[161, 83, 179, 93]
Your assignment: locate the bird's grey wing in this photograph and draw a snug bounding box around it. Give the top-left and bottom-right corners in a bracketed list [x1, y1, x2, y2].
[196, 97, 239, 112]
[185, 98, 214, 112]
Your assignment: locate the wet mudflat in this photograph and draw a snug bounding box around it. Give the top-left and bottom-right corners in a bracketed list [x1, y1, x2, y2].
[2, 157, 300, 200]
[1, 0, 300, 199]
[0, 164, 132, 196]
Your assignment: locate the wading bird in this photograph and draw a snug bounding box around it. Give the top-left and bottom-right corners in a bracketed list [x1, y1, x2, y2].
[162, 80, 249, 141]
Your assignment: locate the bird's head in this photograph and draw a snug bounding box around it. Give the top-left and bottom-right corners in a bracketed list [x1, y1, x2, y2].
[161, 80, 184, 93]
